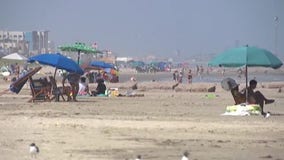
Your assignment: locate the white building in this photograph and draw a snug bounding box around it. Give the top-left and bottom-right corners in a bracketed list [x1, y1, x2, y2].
[0, 30, 49, 56]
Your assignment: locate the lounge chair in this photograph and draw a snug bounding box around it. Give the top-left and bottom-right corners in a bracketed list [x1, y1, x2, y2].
[28, 77, 51, 102]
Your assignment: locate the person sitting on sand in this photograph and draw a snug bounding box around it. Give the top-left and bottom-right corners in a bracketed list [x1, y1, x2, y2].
[244, 80, 275, 116]
[230, 79, 274, 116]
[78, 77, 90, 96]
[91, 78, 106, 96]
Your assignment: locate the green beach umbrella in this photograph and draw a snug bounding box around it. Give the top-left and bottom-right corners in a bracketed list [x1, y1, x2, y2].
[208, 45, 283, 102]
[59, 42, 101, 64]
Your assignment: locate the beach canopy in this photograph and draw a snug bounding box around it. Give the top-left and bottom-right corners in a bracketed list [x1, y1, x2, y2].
[208, 45, 283, 102]
[28, 53, 84, 76]
[2, 53, 27, 60]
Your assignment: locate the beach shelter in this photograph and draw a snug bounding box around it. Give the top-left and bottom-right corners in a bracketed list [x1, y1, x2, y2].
[59, 42, 102, 64]
[27, 53, 84, 77]
[1, 53, 27, 60]
[208, 45, 283, 101]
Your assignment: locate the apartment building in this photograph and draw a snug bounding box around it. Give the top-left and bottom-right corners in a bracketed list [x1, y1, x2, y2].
[0, 30, 49, 56]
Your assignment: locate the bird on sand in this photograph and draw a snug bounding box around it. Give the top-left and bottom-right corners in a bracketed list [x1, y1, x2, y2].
[29, 143, 39, 158]
[135, 154, 142, 160]
[181, 151, 189, 160]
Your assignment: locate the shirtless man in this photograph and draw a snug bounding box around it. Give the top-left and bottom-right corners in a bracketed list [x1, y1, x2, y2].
[62, 72, 81, 101]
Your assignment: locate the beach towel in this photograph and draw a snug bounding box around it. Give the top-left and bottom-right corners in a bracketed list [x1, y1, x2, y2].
[222, 104, 261, 116]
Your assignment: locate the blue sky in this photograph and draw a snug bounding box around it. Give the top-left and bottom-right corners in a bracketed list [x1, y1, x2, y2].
[1, 0, 283, 60]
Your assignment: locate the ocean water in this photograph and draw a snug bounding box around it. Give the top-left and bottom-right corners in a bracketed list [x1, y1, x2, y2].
[191, 73, 284, 83]
[118, 71, 284, 84]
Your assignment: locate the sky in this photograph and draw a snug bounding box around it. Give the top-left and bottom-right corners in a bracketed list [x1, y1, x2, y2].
[1, 0, 283, 60]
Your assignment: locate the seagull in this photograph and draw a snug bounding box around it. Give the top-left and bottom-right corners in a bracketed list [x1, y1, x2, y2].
[181, 151, 189, 160]
[135, 155, 142, 160]
[29, 143, 39, 158]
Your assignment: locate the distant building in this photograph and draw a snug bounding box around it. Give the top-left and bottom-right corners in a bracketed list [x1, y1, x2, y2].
[0, 30, 49, 56]
[0, 30, 27, 55]
[0, 30, 24, 42]
[24, 31, 49, 55]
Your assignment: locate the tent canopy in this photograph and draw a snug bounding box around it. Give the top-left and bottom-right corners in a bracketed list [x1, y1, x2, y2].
[1, 53, 27, 60]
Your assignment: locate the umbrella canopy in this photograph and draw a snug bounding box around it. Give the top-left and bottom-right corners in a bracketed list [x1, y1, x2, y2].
[10, 66, 42, 94]
[59, 42, 101, 64]
[129, 61, 145, 68]
[82, 61, 118, 76]
[208, 45, 283, 102]
[27, 53, 84, 75]
[208, 46, 283, 69]
[2, 53, 27, 60]
[90, 61, 114, 69]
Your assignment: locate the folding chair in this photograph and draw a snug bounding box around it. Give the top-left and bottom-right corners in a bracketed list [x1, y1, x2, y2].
[28, 77, 52, 102]
[49, 76, 71, 101]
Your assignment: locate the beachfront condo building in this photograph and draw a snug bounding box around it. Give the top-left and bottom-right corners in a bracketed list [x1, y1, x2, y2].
[0, 30, 49, 56]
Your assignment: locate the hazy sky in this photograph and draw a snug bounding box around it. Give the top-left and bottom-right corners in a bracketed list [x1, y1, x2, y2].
[1, 0, 283, 59]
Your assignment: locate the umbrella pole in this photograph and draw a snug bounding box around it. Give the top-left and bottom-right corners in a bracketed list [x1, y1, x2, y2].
[245, 65, 248, 104]
[77, 50, 81, 64]
[54, 68, 57, 78]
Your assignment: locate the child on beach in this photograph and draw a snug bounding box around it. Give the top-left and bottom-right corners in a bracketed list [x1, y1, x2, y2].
[78, 77, 90, 96]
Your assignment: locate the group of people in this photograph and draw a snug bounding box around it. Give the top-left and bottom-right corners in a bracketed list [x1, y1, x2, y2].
[85, 70, 119, 83]
[173, 69, 193, 84]
[62, 72, 107, 102]
[2, 63, 28, 81]
[173, 70, 183, 83]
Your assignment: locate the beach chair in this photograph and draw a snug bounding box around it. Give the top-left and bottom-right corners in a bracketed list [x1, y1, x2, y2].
[28, 77, 51, 102]
[49, 76, 71, 101]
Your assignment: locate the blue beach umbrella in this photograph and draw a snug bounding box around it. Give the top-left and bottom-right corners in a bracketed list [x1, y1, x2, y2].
[10, 66, 42, 94]
[28, 53, 84, 76]
[90, 61, 114, 69]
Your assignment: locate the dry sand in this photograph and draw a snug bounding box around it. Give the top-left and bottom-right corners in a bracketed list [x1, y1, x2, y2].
[0, 70, 284, 160]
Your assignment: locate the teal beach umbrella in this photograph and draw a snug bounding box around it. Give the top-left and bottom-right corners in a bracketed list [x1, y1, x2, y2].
[208, 45, 283, 102]
[208, 46, 282, 69]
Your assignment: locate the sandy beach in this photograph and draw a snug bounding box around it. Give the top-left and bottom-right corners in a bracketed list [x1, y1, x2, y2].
[0, 69, 284, 160]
